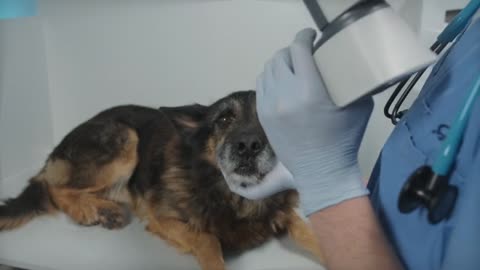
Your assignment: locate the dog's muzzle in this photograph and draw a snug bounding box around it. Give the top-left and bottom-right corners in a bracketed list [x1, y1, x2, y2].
[217, 133, 276, 189]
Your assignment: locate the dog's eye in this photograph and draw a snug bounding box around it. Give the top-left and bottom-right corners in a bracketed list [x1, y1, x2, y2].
[215, 112, 235, 128]
[219, 116, 230, 123]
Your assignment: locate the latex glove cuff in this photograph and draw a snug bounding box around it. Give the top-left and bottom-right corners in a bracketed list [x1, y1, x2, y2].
[295, 167, 370, 216]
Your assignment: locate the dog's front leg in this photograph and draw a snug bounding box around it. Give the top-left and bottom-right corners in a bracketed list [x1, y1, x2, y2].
[146, 216, 225, 270]
[286, 210, 326, 265]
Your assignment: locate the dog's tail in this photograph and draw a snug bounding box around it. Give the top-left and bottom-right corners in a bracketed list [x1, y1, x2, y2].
[0, 179, 55, 231]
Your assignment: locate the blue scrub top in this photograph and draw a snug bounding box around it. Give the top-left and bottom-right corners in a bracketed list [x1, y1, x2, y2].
[368, 18, 480, 270]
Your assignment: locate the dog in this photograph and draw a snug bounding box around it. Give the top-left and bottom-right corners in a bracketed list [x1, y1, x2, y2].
[0, 90, 324, 269]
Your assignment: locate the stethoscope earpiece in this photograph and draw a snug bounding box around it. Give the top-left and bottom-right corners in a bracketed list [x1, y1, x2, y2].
[398, 166, 458, 224]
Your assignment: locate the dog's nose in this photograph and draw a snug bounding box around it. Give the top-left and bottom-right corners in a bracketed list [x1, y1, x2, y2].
[234, 135, 265, 157]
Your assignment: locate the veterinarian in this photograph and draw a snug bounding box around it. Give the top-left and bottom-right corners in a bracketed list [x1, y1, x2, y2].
[233, 6, 480, 270]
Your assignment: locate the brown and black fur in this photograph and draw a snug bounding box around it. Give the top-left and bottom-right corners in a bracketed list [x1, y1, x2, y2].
[0, 91, 324, 270]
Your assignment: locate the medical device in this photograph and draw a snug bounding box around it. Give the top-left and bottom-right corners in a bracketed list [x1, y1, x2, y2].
[304, 0, 480, 224]
[303, 0, 436, 107]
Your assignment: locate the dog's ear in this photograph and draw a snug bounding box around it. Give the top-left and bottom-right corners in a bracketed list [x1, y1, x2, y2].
[160, 104, 208, 135]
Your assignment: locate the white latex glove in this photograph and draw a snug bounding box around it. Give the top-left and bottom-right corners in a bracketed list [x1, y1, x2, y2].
[235, 28, 374, 215]
[230, 161, 296, 200]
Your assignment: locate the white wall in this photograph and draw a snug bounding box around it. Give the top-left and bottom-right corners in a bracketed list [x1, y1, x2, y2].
[0, 0, 440, 184]
[419, 0, 469, 44]
[39, 0, 315, 143]
[0, 17, 53, 187]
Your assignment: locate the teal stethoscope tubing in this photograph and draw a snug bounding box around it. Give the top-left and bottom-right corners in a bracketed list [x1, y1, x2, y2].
[421, 0, 480, 176]
[437, 0, 480, 44]
[396, 1, 480, 223]
[384, 0, 480, 124]
[433, 77, 480, 176]
[0, 0, 37, 19]
[390, 0, 480, 176]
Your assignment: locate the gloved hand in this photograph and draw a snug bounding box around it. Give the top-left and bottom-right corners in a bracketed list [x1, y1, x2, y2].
[235, 28, 374, 215]
[230, 161, 296, 200]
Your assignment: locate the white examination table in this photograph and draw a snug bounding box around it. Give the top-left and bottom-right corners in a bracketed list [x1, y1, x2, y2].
[0, 170, 324, 270]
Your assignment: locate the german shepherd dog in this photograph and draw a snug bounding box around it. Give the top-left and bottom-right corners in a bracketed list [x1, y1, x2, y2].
[0, 90, 324, 269]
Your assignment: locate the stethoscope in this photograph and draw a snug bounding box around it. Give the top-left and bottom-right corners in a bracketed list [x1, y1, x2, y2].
[383, 0, 480, 224]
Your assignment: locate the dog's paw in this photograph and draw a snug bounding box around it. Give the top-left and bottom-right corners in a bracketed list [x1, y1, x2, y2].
[79, 220, 101, 227]
[98, 206, 131, 230]
[72, 206, 102, 227]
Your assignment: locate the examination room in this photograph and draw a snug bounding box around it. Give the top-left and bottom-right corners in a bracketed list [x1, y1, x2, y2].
[1, 0, 479, 269]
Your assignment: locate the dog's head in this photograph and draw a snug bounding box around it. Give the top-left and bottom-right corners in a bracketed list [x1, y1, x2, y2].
[206, 91, 277, 189]
[163, 90, 277, 190]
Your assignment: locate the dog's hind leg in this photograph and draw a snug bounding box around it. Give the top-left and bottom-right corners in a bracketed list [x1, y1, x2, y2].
[146, 216, 225, 270]
[49, 188, 131, 229]
[47, 125, 139, 229]
[286, 210, 326, 265]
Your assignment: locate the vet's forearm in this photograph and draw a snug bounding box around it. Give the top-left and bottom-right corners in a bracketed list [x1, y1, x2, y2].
[308, 196, 403, 270]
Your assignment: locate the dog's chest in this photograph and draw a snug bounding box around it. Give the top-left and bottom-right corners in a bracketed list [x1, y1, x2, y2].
[202, 202, 291, 251]
[213, 215, 288, 251]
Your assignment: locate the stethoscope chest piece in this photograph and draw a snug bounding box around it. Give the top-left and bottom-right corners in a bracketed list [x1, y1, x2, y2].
[398, 166, 458, 224]
[392, 0, 480, 225]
